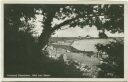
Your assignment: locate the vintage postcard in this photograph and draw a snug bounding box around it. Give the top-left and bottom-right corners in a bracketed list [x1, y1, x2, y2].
[1, 0, 128, 81]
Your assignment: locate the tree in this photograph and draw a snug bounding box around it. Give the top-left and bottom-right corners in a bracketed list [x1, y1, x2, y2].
[94, 5, 124, 35]
[96, 41, 124, 78]
[36, 4, 123, 50]
[4, 4, 87, 77]
[4, 4, 43, 75]
[4, 4, 124, 51]
[4, 4, 124, 77]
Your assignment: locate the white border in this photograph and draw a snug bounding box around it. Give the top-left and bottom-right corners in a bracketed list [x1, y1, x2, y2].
[0, 0, 128, 81]
[1, 0, 127, 4]
[0, 1, 4, 82]
[124, 0, 128, 81]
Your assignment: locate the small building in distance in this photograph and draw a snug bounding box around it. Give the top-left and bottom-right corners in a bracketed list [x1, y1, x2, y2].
[85, 35, 91, 38]
[98, 30, 108, 38]
[78, 36, 82, 39]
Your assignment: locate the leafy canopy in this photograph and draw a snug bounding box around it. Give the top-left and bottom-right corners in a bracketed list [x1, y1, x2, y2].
[5, 4, 124, 34]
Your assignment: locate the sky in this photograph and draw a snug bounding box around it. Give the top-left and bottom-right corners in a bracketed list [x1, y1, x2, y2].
[53, 26, 99, 37]
[52, 26, 124, 37]
[31, 14, 124, 37]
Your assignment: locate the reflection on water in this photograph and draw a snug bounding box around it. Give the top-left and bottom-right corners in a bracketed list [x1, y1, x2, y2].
[71, 38, 116, 52]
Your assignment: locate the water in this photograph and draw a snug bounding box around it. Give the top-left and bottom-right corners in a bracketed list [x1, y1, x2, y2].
[71, 38, 115, 52]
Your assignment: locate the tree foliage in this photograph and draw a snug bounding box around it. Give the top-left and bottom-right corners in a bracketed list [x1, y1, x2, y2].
[4, 4, 124, 77]
[4, 4, 86, 77]
[4, 4, 124, 49]
[96, 40, 124, 78]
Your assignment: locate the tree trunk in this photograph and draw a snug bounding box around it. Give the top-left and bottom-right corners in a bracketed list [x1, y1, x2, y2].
[38, 10, 56, 51]
[38, 28, 53, 50]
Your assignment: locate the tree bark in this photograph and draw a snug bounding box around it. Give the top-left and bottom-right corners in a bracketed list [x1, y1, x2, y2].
[38, 28, 53, 50]
[38, 10, 56, 51]
[38, 9, 81, 51]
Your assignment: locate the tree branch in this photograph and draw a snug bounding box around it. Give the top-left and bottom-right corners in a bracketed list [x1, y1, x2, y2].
[51, 16, 80, 31]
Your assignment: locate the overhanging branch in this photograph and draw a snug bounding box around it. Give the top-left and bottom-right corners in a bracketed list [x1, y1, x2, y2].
[51, 16, 80, 31]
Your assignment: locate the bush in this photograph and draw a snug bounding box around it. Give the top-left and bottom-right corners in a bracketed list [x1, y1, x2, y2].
[4, 27, 84, 77]
[95, 40, 124, 78]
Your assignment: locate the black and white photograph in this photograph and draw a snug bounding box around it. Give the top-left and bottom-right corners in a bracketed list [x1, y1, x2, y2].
[4, 3, 124, 78]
